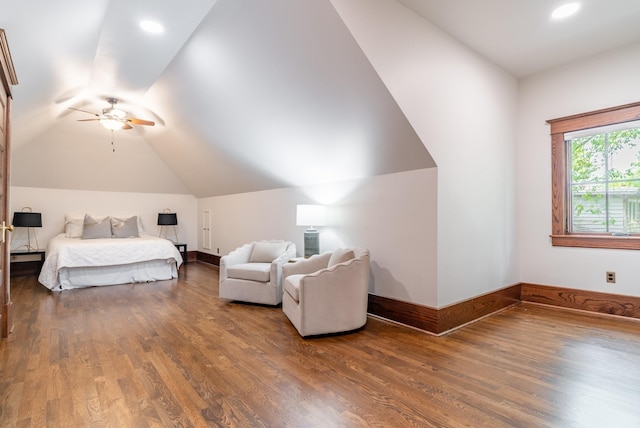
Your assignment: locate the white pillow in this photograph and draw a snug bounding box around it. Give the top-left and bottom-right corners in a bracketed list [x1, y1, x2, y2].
[249, 242, 287, 263]
[64, 215, 84, 238]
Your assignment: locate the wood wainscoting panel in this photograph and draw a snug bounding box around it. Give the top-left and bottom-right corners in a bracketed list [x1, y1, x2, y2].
[368, 294, 438, 333]
[185, 250, 198, 263]
[197, 251, 220, 267]
[438, 284, 522, 333]
[521, 283, 640, 319]
[368, 284, 521, 335]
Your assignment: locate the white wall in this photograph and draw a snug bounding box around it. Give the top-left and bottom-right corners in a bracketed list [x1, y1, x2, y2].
[518, 42, 640, 297]
[198, 168, 439, 307]
[332, 0, 519, 306]
[12, 123, 191, 195]
[10, 187, 198, 251]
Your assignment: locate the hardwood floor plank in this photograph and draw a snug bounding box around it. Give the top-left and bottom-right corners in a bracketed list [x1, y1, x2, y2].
[2, 263, 640, 427]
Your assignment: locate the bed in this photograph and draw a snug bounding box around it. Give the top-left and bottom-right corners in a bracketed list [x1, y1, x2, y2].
[38, 215, 183, 291]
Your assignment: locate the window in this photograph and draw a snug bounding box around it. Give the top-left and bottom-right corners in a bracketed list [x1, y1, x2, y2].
[567, 121, 640, 233]
[629, 200, 640, 223]
[548, 101, 640, 249]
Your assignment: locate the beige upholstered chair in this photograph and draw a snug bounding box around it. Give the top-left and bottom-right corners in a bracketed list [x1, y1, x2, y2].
[219, 240, 296, 305]
[282, 248, 370, 337]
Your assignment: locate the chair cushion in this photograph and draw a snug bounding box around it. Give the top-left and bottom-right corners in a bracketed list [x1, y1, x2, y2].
[328, 249, 355, 267]
[284, 275, 303, 303]
[249, 242, 287, 263]
[227, 263, 271, 282]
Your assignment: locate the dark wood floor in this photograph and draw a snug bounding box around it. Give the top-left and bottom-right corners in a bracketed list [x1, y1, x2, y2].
[1, 262, 640, 427]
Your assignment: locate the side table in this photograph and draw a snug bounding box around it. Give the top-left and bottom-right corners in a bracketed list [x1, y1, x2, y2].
[10, 249, 46, 276]
[174, 243, 187, 264]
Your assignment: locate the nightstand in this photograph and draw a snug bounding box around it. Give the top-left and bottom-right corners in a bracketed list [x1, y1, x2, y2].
[10, 249, 46, 276]
[174, 243, 187, 264]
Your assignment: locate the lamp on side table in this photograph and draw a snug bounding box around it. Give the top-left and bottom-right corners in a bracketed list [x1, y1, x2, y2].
[12, 207, 42, 251]
[158, 209, 178, 243]
[296, 204, 327, 258]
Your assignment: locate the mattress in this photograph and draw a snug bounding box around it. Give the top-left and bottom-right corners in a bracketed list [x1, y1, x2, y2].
[39, 234, 183, 291]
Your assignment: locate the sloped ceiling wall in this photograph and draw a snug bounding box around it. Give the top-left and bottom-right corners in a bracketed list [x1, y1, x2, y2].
[2, 0, 435, 197]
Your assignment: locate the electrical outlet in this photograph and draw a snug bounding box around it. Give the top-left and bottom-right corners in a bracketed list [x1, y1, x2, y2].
[606, 271, 616, 283]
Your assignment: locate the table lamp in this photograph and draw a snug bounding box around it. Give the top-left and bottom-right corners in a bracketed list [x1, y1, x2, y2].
[158, 209, 178, 243]
[296, 204, 327, 257]
[12, 207, 42, 251]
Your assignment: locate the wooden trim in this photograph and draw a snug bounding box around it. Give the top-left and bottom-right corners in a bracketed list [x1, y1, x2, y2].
[0, 29, 18, 95]
[547, 101, 640, 135]
[550, 133, 566, 236]
[550, 234, 640, 250]
[197, 251, 220, 266]
[184, 250, 199, 263]
[0, 28, 15, 339]
[370, 283, 640, 334]
[521, 283, 640, 319]
[547, 101, 640, 249]
[368, 284, 521, 335]
[437, 284, 521, 333]
[368, 294, 438, 333]
[1, 300, 12, 337]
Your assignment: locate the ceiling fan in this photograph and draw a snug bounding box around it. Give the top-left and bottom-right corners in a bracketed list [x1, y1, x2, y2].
[69, 97, 155, 130]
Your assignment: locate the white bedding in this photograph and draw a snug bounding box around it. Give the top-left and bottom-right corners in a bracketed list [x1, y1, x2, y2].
[39, 234, 183, 290]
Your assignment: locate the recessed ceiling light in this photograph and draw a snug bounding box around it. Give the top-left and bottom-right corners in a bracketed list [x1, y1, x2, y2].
[139, 20, 165, 34]
[551, 3, 581, 20]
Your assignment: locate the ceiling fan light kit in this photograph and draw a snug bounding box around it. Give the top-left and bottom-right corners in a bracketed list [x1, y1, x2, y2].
[70, 97, 155, 131]
[100, 118, 125, 131]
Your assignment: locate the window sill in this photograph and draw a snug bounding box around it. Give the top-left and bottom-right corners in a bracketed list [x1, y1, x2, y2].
[550, 234, 640, 250]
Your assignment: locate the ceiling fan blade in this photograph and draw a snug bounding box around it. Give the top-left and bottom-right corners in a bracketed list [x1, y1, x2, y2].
[77, 118, 102, 122]
[126, 118, 155, 126]
[68, 107, 100, 116]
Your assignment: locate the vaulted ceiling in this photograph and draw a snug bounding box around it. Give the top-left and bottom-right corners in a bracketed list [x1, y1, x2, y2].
[2, 0, 640, 197]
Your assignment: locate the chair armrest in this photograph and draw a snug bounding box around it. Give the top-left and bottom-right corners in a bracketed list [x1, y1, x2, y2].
[270, 242, 297, 292]
[297, 256, 371, 332]
[282, 252, 331, 278]
[220, 243, 253, 280]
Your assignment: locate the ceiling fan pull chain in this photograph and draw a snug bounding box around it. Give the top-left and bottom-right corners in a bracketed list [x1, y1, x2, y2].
[111, 130, 116, 152]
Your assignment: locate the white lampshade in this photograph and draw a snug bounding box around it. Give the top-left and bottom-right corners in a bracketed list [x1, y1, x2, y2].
[296, 204, 327, 228]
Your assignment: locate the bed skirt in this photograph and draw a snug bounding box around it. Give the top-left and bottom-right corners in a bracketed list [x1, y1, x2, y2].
[53, 259, 178, 291]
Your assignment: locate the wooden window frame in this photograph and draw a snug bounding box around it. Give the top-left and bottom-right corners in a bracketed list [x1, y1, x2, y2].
[547, 101, 640, 250]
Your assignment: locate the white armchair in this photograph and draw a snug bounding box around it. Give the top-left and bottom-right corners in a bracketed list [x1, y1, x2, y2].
[219, 240, 296, 305]
[282, 248, 370, 337]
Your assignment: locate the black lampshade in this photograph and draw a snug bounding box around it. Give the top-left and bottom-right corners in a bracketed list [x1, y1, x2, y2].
[12, 212, 42, 228]
[157, 213, 178, 226]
